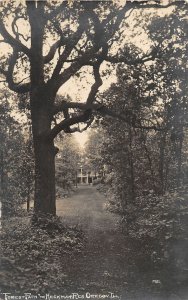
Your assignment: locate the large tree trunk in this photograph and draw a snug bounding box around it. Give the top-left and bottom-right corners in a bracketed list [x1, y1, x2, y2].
[27, 1, 57, 216]
[30, 87, 57, 216]
[33, 136, 56, 215]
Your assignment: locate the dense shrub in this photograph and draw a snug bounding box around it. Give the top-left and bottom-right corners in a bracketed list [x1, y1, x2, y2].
[115, 187, 188, 292]
[0, 215, 85, 293]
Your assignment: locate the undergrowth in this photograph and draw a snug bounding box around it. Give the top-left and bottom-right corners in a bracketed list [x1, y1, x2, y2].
[0, 215, 85, 294]
[105, 185, 188, 296]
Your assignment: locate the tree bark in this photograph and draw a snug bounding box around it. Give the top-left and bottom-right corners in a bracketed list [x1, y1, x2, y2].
[159, 132, 167, 194]
[0, 150, 6, 218]
[177, 129, 183, 187]
[128, 127, 135, 203]
[33, 136, 56, 216]
[26, 2, 57, 216]
[30, 86, 56, 216]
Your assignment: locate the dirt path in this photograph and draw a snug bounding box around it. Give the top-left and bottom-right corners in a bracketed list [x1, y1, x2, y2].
[56, 186, 151, 299]
[57, 185, 119, 232]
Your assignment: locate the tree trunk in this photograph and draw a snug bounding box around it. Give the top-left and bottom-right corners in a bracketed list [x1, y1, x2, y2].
[0, 150, 10, 218]
[128, 127, 135, 203]
[30, 87, 57, 216]
[0, 150, 6, 218]
[141, 132, 156, 193]
[33, 136, 56, 216]
[27, 1, 57, 216]
[0, 150, 4, 195]
[159, 132, 167, 194]
[177, 129, 183, 187]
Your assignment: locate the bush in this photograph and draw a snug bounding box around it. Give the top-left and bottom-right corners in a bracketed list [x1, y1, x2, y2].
[117, 187, 188, 292]
[0, 215, 85, 293]
[92, 178, 102, 185]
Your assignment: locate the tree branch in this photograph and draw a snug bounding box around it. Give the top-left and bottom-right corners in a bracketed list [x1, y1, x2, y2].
[53, 100, 162, 131]
[44, 8, 89, 65]
[3, 49, 31, 93]
[134, 0, 185, 9]
[11, 15, 30, 43]
[51, 60, 103, 136]
[0, 67, 7, 78]
[60, 115, 95, 134]
[46, 1, 68, 20]
[0, 19, 31, 57]
[48, 0, 183, 95]
[44, 39, 62, 64]
[49, 110, 91, 140]
[49, 59, 84, 94]
[87, 63, 103, 106]
[105, 48, 158, 65]
[50, 12, 88, 82]
[53, 101, 88, 115]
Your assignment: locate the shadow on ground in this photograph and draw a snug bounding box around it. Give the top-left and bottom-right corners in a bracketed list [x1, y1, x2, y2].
[55, 185, 188, 300]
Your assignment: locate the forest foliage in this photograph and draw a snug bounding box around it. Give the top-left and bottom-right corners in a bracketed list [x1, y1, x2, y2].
[55, 133, 81, 196]
[85, 8, 188, 287]
[0, 90, 34, 216]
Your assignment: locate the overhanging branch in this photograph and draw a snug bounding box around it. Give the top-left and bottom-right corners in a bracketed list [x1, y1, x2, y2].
[0, 19, 31, 57]
[46, 1, 68, 20]
[134, 0, 185, 9]
[86, 63, 103, 105]
[105, 48, 157, 65]
[2, 49, 31, 93]
[44, 39, 62, 64]
[49, 110, 91, 140]
[50, 14, 86, 81]
[53, 100, 162, 131]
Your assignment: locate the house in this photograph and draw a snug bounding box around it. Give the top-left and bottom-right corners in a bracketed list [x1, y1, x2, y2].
[76, 164, 98, 184]
[56, 154, 100, 186]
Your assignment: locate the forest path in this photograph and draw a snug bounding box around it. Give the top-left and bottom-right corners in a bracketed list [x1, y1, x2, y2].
[57, 185, 119, 232]
[56, 186, 144, 298]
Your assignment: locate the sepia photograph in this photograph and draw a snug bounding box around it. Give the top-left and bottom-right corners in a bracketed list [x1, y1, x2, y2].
[0, 0, 188, 299]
